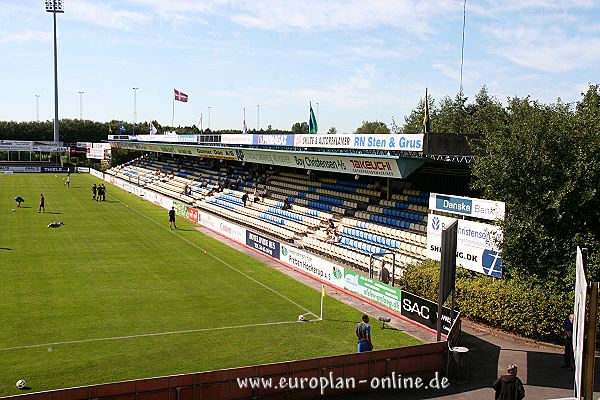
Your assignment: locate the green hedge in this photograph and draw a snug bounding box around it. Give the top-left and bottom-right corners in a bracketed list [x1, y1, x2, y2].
[399, 261, 572, 343]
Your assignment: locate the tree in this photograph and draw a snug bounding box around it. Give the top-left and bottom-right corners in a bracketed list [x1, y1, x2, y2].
[327, 127, 337, 134]
[355, 121, 389, 135]
[291, 122, 309, 134]
[471, 89, 600, 281]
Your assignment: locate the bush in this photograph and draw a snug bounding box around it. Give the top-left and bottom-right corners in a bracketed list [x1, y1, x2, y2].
[399, 261, 572, 343]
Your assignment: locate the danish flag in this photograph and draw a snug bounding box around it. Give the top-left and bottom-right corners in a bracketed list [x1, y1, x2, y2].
[174, 89, 188, 102]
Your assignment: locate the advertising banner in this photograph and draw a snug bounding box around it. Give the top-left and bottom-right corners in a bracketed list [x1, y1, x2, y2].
[90, 169, 104, 179]
[76, 167, 90, 173]
[253, 134, 295, 147]
[295, 134, 424, 152]
[221, 134, 253, 145]
[186, 207, 199, 223]
[109, 176, 147, 198]
[343, 269, 402, 313]
[0, 140, 33, 151]
[429, 193, 505, 221]
[427, 214, 503, 277]
[279, 244, 345, 289]
[234, 149, 402, 178]
[76, 142, 92, 148]
[144, 191, 173, 210]
[111, 141, 238, 160]
[246, 231, 281, 259]
[0, 166, 40, 172]
[32, 145, 69, 152]
[87, 147, 105, 159]
[400, 291, 456, 333]
[198, 212, 246, 243]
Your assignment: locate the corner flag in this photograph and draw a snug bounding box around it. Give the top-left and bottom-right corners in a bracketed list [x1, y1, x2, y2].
[320, 283, 326, 320]
[322, 284, 326, 297]
[423, 88, 430, 134]
[309, 103, 318, 134]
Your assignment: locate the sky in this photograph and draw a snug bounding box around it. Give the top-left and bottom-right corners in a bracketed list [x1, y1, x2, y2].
[1, 0, 599, 134]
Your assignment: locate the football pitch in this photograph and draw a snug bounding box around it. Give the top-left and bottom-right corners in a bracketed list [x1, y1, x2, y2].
[0, 173, 421, 396]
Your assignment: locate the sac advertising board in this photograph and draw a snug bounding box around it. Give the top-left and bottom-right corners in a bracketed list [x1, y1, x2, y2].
[295, 134, 424, 152]
[343, 269, 402, 313]
[429, 193, 505, 221]
[400, 291, 456, 333]
[427, 214, 503, 277]
[279, 244, 345, 289]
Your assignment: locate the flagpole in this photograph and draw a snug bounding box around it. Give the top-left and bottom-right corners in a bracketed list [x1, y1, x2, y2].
[171, 94, 175, 127]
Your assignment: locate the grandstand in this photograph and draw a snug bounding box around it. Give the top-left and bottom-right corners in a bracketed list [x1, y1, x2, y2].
[106, 152, 430, 281]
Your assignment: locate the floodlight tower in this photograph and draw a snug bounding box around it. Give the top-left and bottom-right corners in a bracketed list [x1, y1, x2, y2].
[45, 0, 64, 143]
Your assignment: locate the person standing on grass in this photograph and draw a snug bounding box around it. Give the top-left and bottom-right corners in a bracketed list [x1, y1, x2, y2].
[169, 206, 177, 229]
[101, 184, 106, 201]
[65, 172, 70, 188]
[492, 364, 525, 400]
[38, 193, 45, 213]
[356, 314, 372, 352]
[92, 184, 97, 200]
[15, 196, 25, 207]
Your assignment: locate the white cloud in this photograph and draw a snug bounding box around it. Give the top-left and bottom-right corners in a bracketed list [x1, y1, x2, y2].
[67, 0, 152, 30]
[0, 30, 51, 44]
[229, 0, 452, 34]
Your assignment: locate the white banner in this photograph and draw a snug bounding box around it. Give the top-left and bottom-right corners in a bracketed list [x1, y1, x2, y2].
[76, 167, 90, 173]
[105, 175, 148, 198]
[295, 134, 424, 151]
[429, 193, 505, 221]
[198, 212, 247, 243]
[77, 142, 92, 148]
[573, 247, 587, 399]
[111, 141, 238, 160]
[235, 149, 402, 178]
[221, 134, 253, 145]
[87, 147, 105, 159]
[0, 140, 33, 151]
[90, 168, 104, 179]
[0, 165, 40, 172]
[427, 215, 503, 277]
[279, 244, 345, 289]
[32, 145, 69, 152]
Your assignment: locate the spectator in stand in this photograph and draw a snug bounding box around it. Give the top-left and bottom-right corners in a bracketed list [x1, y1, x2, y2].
[326, 218, 336, 234]
[282, 198, 292, 211]
[253, 187, 260, 203]
[242, 192, 249, 207]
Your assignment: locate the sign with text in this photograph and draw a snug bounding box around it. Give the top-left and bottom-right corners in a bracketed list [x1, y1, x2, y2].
[279, 244, 345, 289]
[429, 193, 505, 221]
[0, 140, 33, 151]
[427, 215, 503, 277]
[343, 269, 402, 313]
[253, 134, 295, 147]
[295, 134, 424, 151]
[111, 141, 238, 160]
[246, 231, 281, 259]
[401, 291, 455, 333]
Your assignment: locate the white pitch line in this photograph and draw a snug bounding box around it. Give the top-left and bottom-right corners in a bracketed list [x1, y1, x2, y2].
[109, 193, 319, 319]
[0, 320, 306, 352]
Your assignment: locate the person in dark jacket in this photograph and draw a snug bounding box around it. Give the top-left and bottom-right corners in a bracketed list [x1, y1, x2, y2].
[492, 364, 525, 400]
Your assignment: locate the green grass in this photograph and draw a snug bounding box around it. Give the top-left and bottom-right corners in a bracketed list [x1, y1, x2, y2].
[0, 173, 421, 396]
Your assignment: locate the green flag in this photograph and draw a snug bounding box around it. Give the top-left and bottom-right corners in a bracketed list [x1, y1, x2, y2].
[309, 103, 318, 134]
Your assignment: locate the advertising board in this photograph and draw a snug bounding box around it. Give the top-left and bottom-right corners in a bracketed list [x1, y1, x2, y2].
[427, 214, 503, 277]
[343, 269, 402, 313]
[295, 134, 424, 151]
[429, 193, 505, 221]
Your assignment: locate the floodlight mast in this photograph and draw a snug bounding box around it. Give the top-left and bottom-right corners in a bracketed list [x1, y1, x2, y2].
[45, 0, 64, 143]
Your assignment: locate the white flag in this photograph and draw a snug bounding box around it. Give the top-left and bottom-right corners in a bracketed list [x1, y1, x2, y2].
[195, 115, 203, 131]
[149, 122, 157, 135]
[242, 108, 248, 134]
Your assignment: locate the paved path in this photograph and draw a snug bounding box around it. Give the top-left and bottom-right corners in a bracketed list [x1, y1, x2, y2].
[197, 226, 599, 400]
